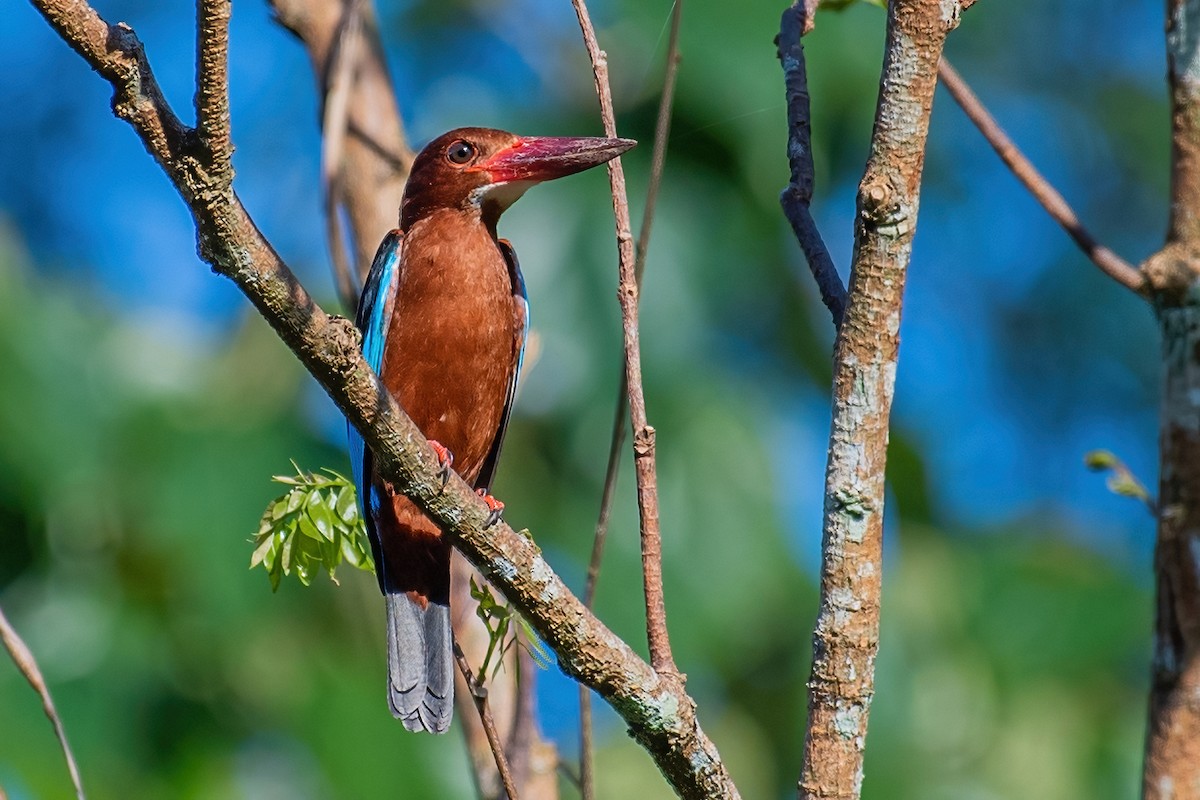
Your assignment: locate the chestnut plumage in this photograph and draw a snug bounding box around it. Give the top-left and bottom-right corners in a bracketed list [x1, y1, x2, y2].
[348, 127, 634, 732]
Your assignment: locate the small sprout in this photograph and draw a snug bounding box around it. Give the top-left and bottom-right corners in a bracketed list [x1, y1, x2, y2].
[251, 463, 375, 590]
[1084, 449, 1157, 516]
[469, 577, 553, 682]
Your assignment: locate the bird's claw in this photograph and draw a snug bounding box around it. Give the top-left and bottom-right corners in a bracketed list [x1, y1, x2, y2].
[428, 439, 454, 488]
[476, 489, 505, 528]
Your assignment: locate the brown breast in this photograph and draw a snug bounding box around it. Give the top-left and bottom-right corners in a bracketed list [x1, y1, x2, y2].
[381, 208, 519, 484]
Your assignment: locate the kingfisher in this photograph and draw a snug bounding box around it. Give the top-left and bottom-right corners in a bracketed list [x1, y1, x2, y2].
[348, 127, 635, 732]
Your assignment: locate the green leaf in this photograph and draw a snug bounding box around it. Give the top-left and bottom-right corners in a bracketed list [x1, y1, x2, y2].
[251, 464, 375, 590]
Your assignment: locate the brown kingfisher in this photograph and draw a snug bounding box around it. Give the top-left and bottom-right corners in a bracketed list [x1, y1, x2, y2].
[347, 127, 635, 732]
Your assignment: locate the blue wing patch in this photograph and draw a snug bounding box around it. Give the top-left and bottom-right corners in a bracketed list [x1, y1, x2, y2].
[348, 229, 404, 588]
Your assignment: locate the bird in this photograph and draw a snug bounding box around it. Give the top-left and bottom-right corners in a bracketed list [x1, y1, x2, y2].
[347, 127, 635, 733]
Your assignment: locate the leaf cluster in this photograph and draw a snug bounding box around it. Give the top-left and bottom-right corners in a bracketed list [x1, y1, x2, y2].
[251, 464, 375, 590]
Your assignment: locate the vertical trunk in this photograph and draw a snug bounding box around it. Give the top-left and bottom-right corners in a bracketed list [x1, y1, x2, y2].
[1143, 1, 1200, 796]
[1146, 304, 1200, 797]
[798, 1, 960, 797]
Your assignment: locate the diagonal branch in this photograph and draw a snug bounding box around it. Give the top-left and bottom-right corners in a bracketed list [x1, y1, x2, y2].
[0, 605, 85, 800]
[570, 0, 678, 680]
[28, 1, 735, 796]
[937, 58, 1147, 295]
[778, 1, 846, 327]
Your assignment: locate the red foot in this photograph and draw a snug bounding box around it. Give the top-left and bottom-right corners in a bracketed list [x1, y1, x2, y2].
[476, 488, 505, 528]
[428, 439, 454, 487]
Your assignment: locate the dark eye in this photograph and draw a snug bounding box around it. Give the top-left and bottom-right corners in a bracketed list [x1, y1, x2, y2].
[445, 140, 476, 165]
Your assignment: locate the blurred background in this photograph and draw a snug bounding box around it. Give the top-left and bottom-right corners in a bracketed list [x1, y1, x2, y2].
[0, 0, 1162, 797]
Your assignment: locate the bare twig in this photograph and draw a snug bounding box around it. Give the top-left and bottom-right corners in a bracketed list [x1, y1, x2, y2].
[195, 0, 233, 182]
[937, 58, 1147, 295]
[454, 641, 520, 800]
[579, 3, 683, 794]
[799, 2, 961, 798]
[0, 605, 85, 800]
[320, 0, 365, 311]
[633, 0, 682, 284]
[570, 0, 677, 679]
[777, 1, 846, 327]
[578, 397, 623, 800]
[30, 2, 736, 795]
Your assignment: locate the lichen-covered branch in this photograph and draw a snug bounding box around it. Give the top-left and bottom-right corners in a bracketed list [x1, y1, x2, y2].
[28, 1, 735, 796]
[799, 1, 961, 798]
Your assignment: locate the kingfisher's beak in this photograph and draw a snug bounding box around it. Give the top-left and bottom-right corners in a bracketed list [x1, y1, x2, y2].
[474, 136, 636, 183]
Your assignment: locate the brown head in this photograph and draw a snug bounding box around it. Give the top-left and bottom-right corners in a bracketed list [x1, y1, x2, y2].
[399, 127, 636, 232]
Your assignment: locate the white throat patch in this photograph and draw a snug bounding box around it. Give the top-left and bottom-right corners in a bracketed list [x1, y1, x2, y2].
[469, 180, 536, 214]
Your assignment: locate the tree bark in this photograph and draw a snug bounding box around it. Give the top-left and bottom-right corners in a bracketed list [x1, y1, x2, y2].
[1141, 1, 1200, 796]
[798, 1, 962, 797]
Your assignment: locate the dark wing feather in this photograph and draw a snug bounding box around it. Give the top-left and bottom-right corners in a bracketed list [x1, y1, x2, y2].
[475, 238, 529, 492]
[348, 229, 404, 592]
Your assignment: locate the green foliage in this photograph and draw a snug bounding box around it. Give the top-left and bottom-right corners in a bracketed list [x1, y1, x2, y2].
[468, 576, 552, 680]
[251, 465, 374, 590]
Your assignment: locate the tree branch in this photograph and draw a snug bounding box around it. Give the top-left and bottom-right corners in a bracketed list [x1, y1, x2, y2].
[937, 58, 1147, 296]
[570, 0, 678, 680]
[453, 641, 520, 800]
[28, 1, 735, 796]
[798, 2, 961, 797]
[778, 1, 847, 327]
[0, 605, 85, 800]
[1141, 1, 1200, 794]
[580, 3, 683, 794]
[195, 0, 233, 183]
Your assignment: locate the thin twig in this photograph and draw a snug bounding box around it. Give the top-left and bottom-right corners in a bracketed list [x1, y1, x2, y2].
[938, 58, 1147, 295]
[579, 2, 684, 793]
[633, 0, 682, 284]
[195, 0, 233, 183]
[0, 605, 86, 800]
[454, 641, 521, 800]
[778, 1, 846, 327]
[321, 0, 365, 312]
[579, 390, 625, 800]
[570, 0, 677, 679]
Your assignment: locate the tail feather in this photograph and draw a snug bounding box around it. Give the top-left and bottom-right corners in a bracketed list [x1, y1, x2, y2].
[386, 591, 454, 733]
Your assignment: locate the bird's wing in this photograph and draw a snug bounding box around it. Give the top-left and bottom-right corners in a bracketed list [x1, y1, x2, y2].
[349, 228, 405, 590]
[475, 238, 529, 492]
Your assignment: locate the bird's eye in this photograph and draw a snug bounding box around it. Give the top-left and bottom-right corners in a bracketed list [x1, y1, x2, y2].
[445, 140, 476, 165]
